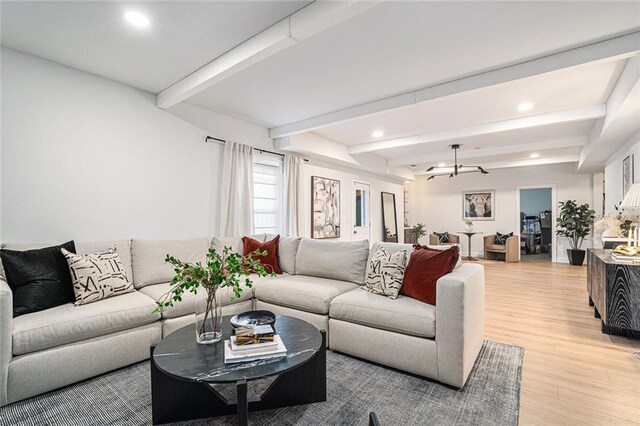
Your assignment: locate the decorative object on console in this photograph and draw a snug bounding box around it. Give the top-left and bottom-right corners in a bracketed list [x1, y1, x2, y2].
[381, 192, 399, 242]
[242, 235, 283, 274]
[312, 176, 341, 239]
[462, 190, 495, 221]
[155, 246, 272, 344]
[494, 232, 514, 245]
[362, 246, 407, 299]
[62, 246, 134, 306]
[623, 154, 634, 197]
[425, 144, 489, 180]
[556, 200, 595, 266]
[230, 310, 277, 329]
[464, 219, 474, 231]
[0, 241, 76, 317]
[400, 245, 460, 305]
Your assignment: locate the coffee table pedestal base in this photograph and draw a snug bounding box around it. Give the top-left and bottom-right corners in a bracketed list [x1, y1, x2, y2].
[150, 330, 327, 426]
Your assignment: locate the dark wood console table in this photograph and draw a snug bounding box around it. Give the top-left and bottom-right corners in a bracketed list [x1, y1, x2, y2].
[586, 249, 640, 338]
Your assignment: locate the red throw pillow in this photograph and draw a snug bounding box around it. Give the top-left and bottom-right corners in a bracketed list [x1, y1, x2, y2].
[242, 235, 282, 275]
[400, 245, 460, 305]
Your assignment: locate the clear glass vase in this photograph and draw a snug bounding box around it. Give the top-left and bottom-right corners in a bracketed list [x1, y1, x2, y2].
[194, 288, 222, 344]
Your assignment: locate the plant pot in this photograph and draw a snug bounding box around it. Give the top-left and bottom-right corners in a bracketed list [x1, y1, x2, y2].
[194, 288, 222, 344]
[567, 249, 586, 266]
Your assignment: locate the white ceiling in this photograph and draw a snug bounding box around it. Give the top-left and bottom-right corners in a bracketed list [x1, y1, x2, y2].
[314, 59, 622, 147]
[185, 1, 640, 127]
[2, 1, 639, 177]
[1, 1, 310, 93]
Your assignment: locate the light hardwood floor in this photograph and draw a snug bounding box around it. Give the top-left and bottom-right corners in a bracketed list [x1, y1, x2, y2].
[480, 259, 640, 425]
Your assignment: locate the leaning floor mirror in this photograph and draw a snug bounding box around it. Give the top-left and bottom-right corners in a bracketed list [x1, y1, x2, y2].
[381, 192, 398, 243]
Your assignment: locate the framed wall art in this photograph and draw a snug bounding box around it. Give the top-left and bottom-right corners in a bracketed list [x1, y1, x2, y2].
[312, 176, 340, 238]
[623, 154, 634, 197]
[462, 190, 495, 221]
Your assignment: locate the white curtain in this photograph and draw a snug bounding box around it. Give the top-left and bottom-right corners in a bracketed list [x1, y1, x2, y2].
[219, 141, 254, 236]
[284, 154, 304, 236]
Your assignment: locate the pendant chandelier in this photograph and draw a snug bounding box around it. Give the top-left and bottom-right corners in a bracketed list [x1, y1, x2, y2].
[426, 144, 489, 181]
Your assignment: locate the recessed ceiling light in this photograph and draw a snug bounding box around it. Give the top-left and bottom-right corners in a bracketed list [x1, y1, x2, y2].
[124, 11, 150, 27]
[372, 130, 384, 138]
[530, 153, 540, 159]
[518, 102, 534, 112]
[438, 162, 446, 167]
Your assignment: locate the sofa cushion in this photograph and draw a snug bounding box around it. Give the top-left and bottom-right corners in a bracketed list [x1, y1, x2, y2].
[62, 247, 134, 306]
[242, 235, 282, 274]
[1, 240, 134, 282]
[267, 235, 301, 275]
[12, 291, 159, 355]
[75, 240, 133, 285]
[253, 275, 358, 315]
[367, 241, 415, 265]
[416, 244, 463, 268]
[211, 234, 266, 255]
[1, 241, 77, 317]
[139, 281, 253, 319]
[494, 232, 514, 245]
[362, 246, 407, 299]
[400, 246, 460, 305]
[330, 288, 436, 338]
[131, 238, 209, 289]
[485, 244, 507, 252]
[295, 239, 369, 285]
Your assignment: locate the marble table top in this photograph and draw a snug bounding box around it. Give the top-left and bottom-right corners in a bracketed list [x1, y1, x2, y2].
[153, 314, 322, 383]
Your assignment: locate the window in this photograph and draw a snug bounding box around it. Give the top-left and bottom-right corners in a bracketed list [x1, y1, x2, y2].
[252, 153, 283, 235]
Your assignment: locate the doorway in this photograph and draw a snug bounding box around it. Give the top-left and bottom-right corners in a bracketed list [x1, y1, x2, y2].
[517, 186, 555, 262]
[353, 181, 371, 241]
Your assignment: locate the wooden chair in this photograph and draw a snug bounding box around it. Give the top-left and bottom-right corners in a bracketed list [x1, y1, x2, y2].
[484, 234, 519, 262]
[428, 233, 460, 245]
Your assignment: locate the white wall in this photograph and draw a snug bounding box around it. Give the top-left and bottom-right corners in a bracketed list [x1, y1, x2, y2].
[406, 163, 594, 263]
[1, 47, 216, 242]
[1, 48, 404, 244]
[300, 161, 404, 243]
[604, 130, 640, 214]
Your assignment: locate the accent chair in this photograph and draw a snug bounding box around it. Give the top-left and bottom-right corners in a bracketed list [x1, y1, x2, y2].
[483, 234, 519, 262]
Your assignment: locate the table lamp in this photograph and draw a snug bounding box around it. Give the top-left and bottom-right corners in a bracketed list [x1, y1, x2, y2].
[620, 183, 640, 246]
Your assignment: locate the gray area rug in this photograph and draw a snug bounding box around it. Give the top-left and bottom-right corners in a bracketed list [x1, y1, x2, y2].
[0, 340, 522, 426]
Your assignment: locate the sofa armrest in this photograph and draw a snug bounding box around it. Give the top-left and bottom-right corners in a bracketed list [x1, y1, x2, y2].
[435, 263, 485, 388]
[0, 278, 12, 406]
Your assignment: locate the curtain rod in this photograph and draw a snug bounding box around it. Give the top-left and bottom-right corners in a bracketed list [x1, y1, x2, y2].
[205, 136, 308, 162]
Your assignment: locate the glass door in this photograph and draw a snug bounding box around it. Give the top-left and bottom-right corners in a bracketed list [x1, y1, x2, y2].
[353, 181, 370, 241]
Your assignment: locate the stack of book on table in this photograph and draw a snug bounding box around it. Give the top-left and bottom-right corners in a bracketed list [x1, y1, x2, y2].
[224, 325, 287, 364]
[611, 246, 640, 263]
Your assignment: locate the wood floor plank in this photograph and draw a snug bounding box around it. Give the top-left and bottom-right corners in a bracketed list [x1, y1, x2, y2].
[480, 259, 640, 425]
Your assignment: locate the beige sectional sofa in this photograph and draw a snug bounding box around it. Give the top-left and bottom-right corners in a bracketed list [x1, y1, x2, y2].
[0, 236, 484, 406]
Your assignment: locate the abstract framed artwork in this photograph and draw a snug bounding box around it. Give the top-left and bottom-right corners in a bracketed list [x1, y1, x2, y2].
[312, 176, 340, 238]
[462, 190, 495, 221]
[623, 154, 634, 197]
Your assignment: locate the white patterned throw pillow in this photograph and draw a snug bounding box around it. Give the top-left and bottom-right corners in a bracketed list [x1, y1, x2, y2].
[62, 247, 134, 306]
[363, 246, 407, 299]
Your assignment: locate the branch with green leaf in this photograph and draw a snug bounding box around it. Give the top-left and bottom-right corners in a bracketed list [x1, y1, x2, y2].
[154, 246, 274, 336]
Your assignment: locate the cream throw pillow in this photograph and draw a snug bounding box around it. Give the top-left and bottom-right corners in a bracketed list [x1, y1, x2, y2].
[62, 247, 134, 306]
[363, 246, 407, 299]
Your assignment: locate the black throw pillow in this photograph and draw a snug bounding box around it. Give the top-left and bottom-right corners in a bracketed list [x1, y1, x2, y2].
[1, 241, 76, 317]
[433, 232, 449, 243]
[494, 232, 514, 245]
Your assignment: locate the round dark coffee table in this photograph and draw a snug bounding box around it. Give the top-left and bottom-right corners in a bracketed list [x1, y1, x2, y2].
[150, 315, 326, 425]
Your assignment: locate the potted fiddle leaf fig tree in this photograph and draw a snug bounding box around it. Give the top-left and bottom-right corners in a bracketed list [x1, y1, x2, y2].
[155, 246, 272, 344]
[556, 200, 596, 266]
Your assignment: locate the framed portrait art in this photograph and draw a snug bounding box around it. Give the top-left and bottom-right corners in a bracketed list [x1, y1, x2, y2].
[462, 190, 495, 221]
[312, 176, 340, 238]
